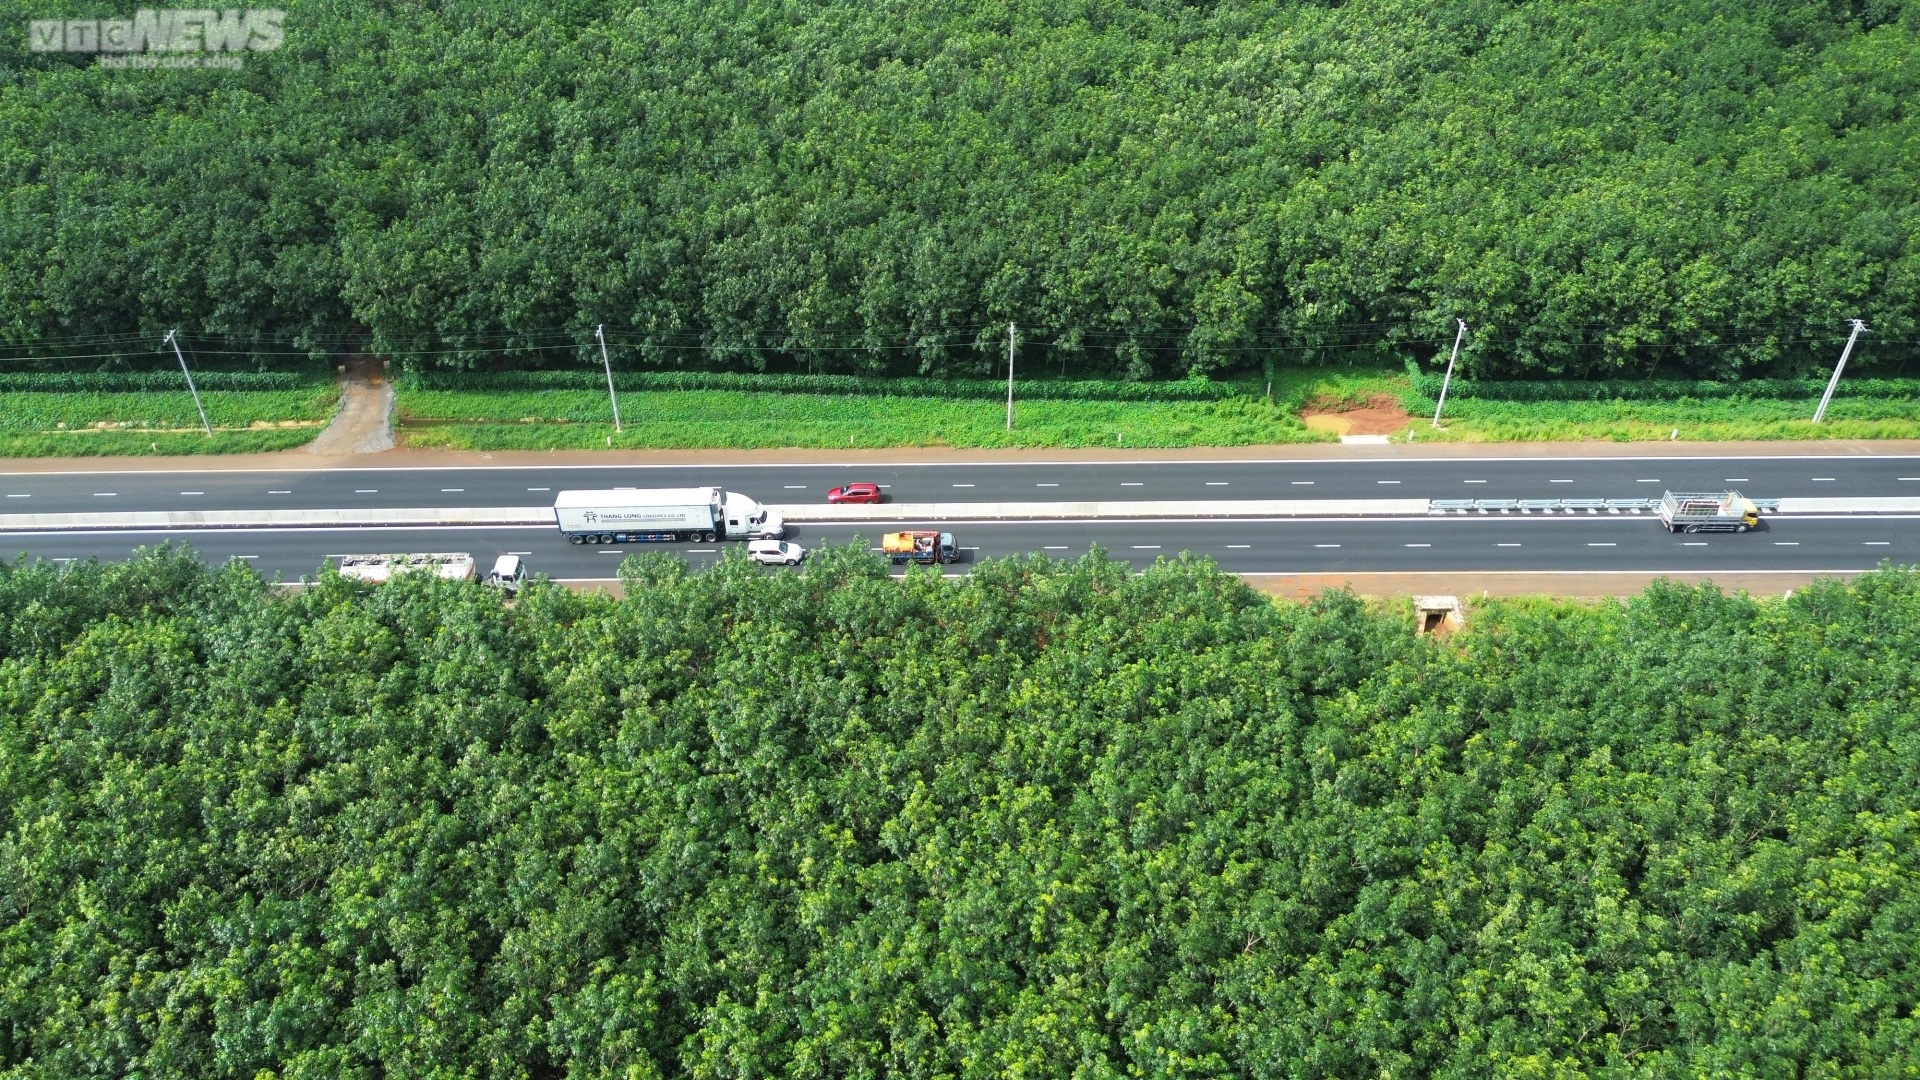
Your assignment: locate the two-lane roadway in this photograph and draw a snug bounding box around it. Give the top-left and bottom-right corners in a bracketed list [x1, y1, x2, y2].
[3, 455, 1920, 513]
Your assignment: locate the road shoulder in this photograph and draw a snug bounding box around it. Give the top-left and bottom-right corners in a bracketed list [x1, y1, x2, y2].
[0, 438, 1918, 473]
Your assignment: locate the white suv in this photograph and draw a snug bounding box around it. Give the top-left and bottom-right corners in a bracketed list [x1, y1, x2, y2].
[747, 539, 806, 565]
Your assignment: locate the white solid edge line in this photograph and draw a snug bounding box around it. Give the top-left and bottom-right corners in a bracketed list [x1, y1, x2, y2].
[0, 524, 560, 538]
[261, 565, 1900, 588]
[8, 512, 1916, 538]
[1237, 568, 1877, 576]
[7, 452, 1920, 477]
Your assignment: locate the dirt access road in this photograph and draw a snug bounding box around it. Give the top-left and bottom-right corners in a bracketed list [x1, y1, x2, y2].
[303, 355, 393, 454]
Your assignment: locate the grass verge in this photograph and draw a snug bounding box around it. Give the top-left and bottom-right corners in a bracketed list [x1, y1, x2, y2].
[393, 367, 1920, 449]
[397, 390, 1331, 450]
[0, 429, 321, 457]
[1408, 394, 1920, 442]
[0, 388, 339, 455]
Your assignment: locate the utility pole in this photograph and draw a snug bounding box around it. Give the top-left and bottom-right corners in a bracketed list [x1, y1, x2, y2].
[596, 324, 622, 433]
[163, 329, 212, 436]
[1432, 318, 1468, 427]
[1812, 319, 1868, 423]
[1006, 322, 1016, 430]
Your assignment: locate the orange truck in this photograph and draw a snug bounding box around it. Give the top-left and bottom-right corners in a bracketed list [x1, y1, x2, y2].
[882, 530, 960, 565]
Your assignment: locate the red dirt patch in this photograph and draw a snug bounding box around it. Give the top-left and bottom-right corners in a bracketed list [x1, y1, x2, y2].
[1298, 394, 1413, 436]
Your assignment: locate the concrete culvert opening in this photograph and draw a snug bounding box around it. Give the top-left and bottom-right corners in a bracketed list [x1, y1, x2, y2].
[1414, 595, 1464, 636]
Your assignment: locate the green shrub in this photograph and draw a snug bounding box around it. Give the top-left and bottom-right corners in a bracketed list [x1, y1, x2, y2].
[401, 367, 1247, 401]
[3, 549, 1919, 1075]
[0, 371, 321, 392]
[1405, 361, 1920, 404]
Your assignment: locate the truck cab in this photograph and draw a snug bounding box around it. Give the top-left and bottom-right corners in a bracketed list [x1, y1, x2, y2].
[724, 490, 784, 539]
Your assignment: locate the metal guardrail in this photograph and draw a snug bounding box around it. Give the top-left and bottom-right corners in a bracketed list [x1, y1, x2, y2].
[1431, 497, 1782, 514]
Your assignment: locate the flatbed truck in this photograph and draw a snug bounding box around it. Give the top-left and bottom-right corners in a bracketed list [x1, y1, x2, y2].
[335, 552, 477, 582]
[883, 530, 960, 565]
[1658, 491, 1760, 533]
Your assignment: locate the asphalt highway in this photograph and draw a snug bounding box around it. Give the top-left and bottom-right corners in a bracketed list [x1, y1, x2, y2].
[4, 514, 1912, 583]
[4, 455, 1920, 513]
[3, 454, 1915, 580]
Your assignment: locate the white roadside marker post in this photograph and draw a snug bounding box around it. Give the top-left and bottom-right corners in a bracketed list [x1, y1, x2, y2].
[163, 329, 213, 436]
[1432, 318, 1467, 428]
[596, 323, 622, 433]
[1006, 322, 1016, 430]
[1812, 319, 1868, 423]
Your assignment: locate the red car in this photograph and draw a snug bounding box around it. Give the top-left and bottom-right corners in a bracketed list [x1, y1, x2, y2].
[827, 482, 883, 504]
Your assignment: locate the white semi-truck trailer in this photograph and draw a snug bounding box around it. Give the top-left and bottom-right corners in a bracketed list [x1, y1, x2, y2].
[554, 487, 783, 545]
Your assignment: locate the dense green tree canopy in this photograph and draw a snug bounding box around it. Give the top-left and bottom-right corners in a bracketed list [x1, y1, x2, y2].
[2, 1, 1918, 376]
[1, 546, 1917, 1076]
